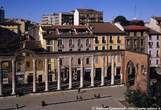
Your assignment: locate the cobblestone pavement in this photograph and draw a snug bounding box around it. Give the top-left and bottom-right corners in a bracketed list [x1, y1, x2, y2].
[0, 85, 126, 110]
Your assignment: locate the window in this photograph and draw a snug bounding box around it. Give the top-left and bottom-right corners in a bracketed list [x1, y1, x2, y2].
[134, 40, 137, 47]
[78, 39, 81, 47]
[60, 59, 62, 65]
[95, 46, 98, 51]
[149, 36, 152, 40]
[117, 36, 120, 43]
[58, 39, 63, 46]
[136, 32, 141, 36]
[149, 60, 151, 65]
[157, 35, 159, 40]
[86, 39, 90, 46]
[156, 60, 159, 64]
[48, 64, 51, 72]
[156, 42, 160, 48]
[141, 39, 144, 46]
[102, 36, 106, 43]
[110, 35, 113, 43]
[156, 51, 159, 57]
[86, 58, 89, 64]
[69, 39, 73, 47]
[149, 50, 151, 57]
[26, 61, 30, 68]
[78, 58, 81, 65]
[95, 37, 99, 43]
[110, 46, 112, 50]
[102, 46, 105, 51]
[117, 46, 120, 50]
[148, 42, 153, 48]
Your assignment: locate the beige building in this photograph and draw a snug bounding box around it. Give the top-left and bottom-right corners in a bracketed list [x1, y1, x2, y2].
[0, 24, 149, 96]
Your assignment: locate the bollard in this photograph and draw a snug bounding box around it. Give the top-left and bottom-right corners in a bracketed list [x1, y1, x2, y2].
[41, 100, 46, 106]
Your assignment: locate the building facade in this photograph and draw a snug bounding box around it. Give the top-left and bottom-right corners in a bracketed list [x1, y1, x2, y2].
[41, 12, 73, 25]
[0, 23, 150, 96]
[147, 29, 161, 67]
[124, 25, 148, 53]
[0, 6, 5, 22]
[74, 9, 103, 25]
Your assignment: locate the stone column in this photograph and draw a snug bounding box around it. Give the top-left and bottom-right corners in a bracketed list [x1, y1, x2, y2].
[111, 56, 115, 85]
[0, 61, 2, 96]
[90, 55, 94, 87]
[45, 58, 48, 91]
[57, 58, 61, 90]
[11, 59, 16, 95]
[69, 56, 72, 89]
[32, 59, 36, 93]
[80, 58, 83, 88]
[101, 55, 105, 86]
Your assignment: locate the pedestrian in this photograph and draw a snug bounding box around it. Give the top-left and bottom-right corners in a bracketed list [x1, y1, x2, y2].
[78, 88, 81, 93]
[16, 104, 19, 109]
[101, 104, 104, 108]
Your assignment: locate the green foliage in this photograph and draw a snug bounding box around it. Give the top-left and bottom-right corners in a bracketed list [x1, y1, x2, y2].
[125, 89, 153, 107]
[114, 16, 145, 26]
[114, 16, 129, 26]
[129, 20, 144, 26]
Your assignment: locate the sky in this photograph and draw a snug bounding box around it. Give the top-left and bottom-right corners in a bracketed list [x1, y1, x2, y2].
[0, 0, 161, 23]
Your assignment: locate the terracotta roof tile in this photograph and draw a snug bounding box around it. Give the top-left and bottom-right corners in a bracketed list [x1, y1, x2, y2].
[89, 22, 125, 34]
[124, 25, 148, 31]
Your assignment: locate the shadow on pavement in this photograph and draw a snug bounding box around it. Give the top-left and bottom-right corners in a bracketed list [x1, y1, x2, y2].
[0, 104, 26, 110]
[44, 95, 112, 106]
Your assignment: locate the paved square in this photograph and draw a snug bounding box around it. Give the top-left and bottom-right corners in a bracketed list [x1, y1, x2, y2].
[0, 85, 126, 110]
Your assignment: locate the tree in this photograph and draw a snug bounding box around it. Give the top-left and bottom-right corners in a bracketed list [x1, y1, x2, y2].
[129, 20, 144, 26]
[114, 16, 129, 26]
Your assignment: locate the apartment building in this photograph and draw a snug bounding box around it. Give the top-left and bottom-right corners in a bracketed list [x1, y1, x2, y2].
[147, 29, 161, 67]
[146, 16, 161, 33]
[74, 9, 103, 25]
[41, 12, 73, 25]
[0, 6, 5, 22]
[89, 23, 125, 84]
[41, 25, 94, 82]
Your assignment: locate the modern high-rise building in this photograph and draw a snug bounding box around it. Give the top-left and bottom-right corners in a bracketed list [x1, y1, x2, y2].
[73, 9, 103, 25]
[0, 6, 5, 22]
[41, 12, 73, 25]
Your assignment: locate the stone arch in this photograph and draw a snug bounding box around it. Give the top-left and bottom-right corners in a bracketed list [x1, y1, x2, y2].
[126, 60, 136, 86]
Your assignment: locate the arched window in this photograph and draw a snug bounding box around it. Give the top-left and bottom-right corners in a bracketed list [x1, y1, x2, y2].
[86, 39, 90, 46]
[69, 39, 73, 47]
[86, 58, 89, 64]
[78, 39, 81, 47]
[78, 58, 81, 65]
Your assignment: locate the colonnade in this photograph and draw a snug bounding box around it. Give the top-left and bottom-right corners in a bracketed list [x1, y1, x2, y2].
[0, 55, 123, 96]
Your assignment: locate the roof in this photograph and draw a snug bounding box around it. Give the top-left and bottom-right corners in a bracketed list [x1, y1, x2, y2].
[24, 40, 44, 51]
[42, 25, 88, 30]
[76, 8, 102, 13]
[0, 21, 20, 26]
[89, 22, 125, 34]
[148, 28, 161, 35]
[124, 25, 148, 31]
